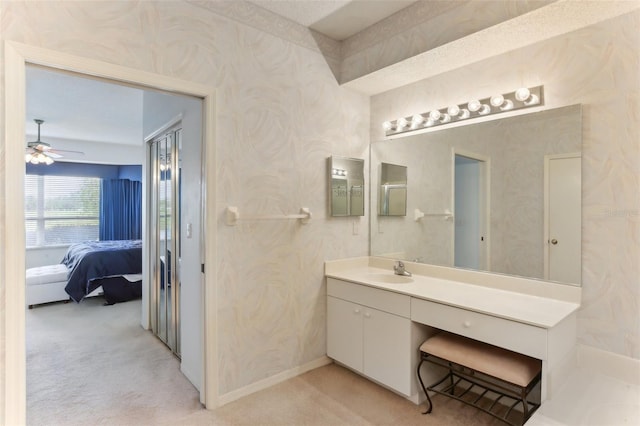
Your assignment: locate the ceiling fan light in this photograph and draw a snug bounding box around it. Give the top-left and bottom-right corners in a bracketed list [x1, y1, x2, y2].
[25, 153, 33, 163]
[44, 156, 54, 165]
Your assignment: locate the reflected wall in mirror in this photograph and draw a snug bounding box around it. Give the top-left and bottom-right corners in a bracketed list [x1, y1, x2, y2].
[379, 163, 407, 216]
[370, 104, 582, 286]
[328, 156, 365, 217]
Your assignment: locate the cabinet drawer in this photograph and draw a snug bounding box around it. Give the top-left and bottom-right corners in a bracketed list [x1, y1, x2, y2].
[327, 278, 410, 318]
[411, 298, 547, 360]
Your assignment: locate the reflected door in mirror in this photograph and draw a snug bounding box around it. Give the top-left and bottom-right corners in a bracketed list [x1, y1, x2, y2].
[379, 163, 407, 216]
[454, 153, 489, 270]
[545, 154, 581, 284]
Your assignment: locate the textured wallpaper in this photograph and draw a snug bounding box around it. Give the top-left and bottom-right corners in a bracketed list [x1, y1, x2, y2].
[0, 0, 369, 397]
[370, 11, 640, 359]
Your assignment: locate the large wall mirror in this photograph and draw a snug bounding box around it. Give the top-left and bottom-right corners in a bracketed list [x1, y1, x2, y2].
[370, 104, 582, 286]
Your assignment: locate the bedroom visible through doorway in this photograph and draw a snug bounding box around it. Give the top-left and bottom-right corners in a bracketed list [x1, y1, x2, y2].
[23, 64, 204, 418]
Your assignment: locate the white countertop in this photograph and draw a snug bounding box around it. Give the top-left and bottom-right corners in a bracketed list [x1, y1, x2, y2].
[326, 264, 580, 329]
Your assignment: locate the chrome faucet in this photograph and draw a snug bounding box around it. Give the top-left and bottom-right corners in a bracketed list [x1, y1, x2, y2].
[393, 261, 412, 277]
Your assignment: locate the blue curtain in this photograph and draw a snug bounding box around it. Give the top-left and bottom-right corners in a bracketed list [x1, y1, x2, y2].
[99, 179, 142, 240]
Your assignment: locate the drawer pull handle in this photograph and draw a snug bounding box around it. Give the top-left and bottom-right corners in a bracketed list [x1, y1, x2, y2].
[463, 321, 472, 328]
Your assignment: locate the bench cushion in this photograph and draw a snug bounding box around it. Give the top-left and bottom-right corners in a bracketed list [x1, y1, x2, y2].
[420, 332, 541, 387]
[26, 264, 69, 286]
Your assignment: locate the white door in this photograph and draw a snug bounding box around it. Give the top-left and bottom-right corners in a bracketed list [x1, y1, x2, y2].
[327, 296, 363, 372]
[545, 154, 581, 284]
[363, 308, 411, 396]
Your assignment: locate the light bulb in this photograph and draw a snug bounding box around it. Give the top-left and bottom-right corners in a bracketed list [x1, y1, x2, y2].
[382, 121, 394, 131]
[44, 156, 54, 165]
[429, 110, 441, 121]
[515, 87, 531, 102]
[467, 100, 481, 112]
[459, 109, 470, 119]
[440, 113, 451, 123]
[490, 95, 504, 107]
[500, 100, 514, 111]
[396, 117, 408, 129]
[425, 119, 435, 127]
[447, 105, 460, 116]
[411, 114, 424, 128]
[31, 156, 39, 164]
[25, 153, 33, 163]
[478, 104, 491, 115]
[524, 94, 540, 106]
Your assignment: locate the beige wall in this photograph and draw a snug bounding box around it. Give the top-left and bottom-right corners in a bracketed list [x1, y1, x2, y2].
[0, 0, 369, 406]
[370, 11, 640, 359]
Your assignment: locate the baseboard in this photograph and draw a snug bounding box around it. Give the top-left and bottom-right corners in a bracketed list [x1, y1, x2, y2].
[577, 344, 640, 385]
[217, 356, 333, 406]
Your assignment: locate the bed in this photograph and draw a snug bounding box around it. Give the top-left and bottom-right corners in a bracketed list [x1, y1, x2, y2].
[62, 239, 143, 303]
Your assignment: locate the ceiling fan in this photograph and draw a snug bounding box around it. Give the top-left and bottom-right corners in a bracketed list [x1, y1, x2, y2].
[25, 119, 84, 165]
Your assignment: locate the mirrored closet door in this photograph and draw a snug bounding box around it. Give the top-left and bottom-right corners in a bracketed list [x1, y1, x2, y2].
[149, 126, 181, 356]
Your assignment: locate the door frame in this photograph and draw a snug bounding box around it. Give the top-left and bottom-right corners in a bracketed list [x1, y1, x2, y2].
[3, 41, 219, 424]
[451, 148, 491, 270]
[543, 152, 581, 280]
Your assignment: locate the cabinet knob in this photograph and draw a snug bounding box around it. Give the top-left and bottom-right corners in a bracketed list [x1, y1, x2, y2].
[364, 312, 371, 318]
[463, 321, 472, 328]
[354, 309, 361, 315]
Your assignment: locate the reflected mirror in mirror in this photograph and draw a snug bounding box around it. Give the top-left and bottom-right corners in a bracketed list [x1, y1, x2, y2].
[379, 163, 407, 216]
[328, 156, 365, 217]
[370, 104, 582, 286]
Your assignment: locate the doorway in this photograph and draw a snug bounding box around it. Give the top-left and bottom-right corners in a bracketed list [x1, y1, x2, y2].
[453, 150, 490, 270]
[544, 153, 581, 284]
[4, 41, 218, 423]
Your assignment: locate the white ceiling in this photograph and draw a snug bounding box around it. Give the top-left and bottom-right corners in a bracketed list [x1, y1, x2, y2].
[250, 0, 417, 40]
[26, 66, 144, 146]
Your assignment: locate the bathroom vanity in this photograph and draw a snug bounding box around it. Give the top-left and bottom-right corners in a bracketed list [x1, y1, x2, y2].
[325, 256, 581, 404]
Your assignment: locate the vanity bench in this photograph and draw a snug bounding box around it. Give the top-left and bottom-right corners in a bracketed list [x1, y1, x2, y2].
[417, 331, 541, 426]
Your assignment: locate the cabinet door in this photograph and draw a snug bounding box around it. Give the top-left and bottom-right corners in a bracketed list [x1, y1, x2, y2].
[327, 296, 363, 372]
[363, 308, 412, 396]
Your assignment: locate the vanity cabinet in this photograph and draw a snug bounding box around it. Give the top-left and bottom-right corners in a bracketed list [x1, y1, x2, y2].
[327, 278, 428, 398]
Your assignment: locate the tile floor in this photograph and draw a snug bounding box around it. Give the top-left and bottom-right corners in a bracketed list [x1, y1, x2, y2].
[530, 367, 640, 425]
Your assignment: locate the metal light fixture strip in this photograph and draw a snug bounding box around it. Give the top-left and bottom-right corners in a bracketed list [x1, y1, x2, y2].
[384, 86, 544, 137]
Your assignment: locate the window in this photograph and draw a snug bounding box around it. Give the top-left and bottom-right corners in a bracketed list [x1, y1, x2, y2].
[25, 175, 101, 247]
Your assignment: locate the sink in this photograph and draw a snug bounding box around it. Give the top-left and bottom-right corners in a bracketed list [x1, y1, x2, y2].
[364, 273, 413, 284]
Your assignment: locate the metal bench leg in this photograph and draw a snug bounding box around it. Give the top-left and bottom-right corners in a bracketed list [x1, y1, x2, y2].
[416, 356, 433, 414]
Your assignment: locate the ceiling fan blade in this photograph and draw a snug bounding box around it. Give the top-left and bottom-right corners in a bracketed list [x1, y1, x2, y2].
[50, 148, 85, 155]
[46, 151, 64, 159]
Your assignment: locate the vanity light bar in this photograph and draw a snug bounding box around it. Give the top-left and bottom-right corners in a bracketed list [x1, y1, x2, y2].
[382, 86, 544, 137]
